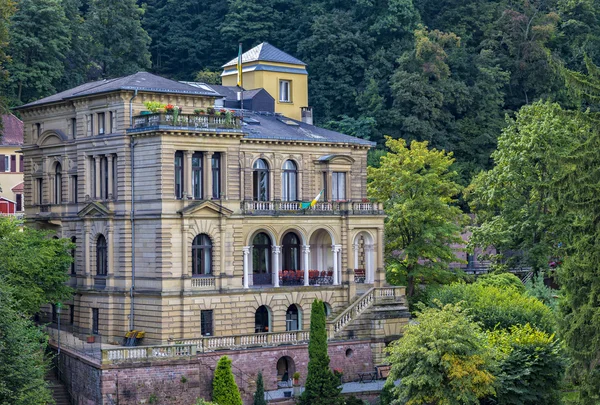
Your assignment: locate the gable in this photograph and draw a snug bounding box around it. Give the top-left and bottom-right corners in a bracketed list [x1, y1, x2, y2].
[77, 201, 112, 218]
[179, 200, 233, 218]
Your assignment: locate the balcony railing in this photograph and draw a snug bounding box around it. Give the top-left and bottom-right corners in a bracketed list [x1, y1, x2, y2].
[128, 112, 242, 133]
[241, 200, 384, 215]
[191, 276, 215, 288]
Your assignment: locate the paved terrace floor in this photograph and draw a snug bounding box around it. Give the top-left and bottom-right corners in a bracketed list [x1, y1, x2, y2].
[265, 379, 400, 401]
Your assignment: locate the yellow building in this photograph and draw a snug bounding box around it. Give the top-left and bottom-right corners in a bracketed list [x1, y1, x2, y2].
[221, 42, 309, 121]
[0, 114, 24, 214]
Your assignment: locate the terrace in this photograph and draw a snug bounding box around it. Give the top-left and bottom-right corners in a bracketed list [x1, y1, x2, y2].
[126, 112, 243, 134]
[241, 200, 384, 216]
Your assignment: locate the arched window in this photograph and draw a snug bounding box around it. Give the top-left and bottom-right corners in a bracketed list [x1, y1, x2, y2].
[96, 235, 107, 276]
[286, 304, 301, 331]
[282, 160, 297, 201]
[192, 234, 212, 276]
[54, 163, 62, 204]
[252, 232, 271, 285]
[253, 159, 269, 201]
[282, 232, 301, 270]
[255, 305, 270, 333]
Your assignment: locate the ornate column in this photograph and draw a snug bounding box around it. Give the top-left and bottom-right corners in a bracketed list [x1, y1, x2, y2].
[204, 152, 214, 200]
[353, 243, 359, 271]
[302, 245, 310, 286]
[365, 244, 375, 284]
[83, 221, 91, 287]
[332, 245, 341, 285]
[272, 245, 281, 287]
[94, 155, 101, 199]
[184, 151, 193, 199]
[107, 154, 114, 200]
[243, 246, 250, 289]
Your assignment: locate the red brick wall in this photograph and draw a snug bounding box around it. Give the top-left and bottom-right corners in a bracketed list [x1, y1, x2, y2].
[55, 340, 375, 405]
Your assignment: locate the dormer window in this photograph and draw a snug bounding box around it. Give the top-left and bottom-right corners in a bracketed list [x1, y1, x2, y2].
[279, 80, 291, 103]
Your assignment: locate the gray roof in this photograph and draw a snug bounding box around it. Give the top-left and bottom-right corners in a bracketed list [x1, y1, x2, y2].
[18, 72, 221, 110]
[223, 42, 306, 68]
[241, 111, 373, 147]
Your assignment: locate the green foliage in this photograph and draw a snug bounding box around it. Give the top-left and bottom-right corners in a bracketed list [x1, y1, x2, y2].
[298, 299, 342, 405]
[486, 324, 565, 405]
[84, 0, 151, 79]
[253, 371, 266, 405]
[367, 137, 467, 296]
[5, 0, 70, 104]
[467, 101, 587, 272]
[344, 396, 366, 405]
[386, 302, 495, 405]
[144, 101, 165, 113]
[427, 283, 555, 333]
[212, 356, 242, 405]
[524, 273, 557, 311]
[476, 272, 526, 294]
[194, 399, 216, 405]
[195, 69, 221, 85]
[0, 217, 73, 315]
[0, 284, 52, 405]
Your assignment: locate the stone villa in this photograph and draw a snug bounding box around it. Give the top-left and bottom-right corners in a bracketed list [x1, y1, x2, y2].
[17, 43, 408, 404]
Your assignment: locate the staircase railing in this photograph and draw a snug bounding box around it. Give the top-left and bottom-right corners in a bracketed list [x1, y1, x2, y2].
[326, 287, 405, 338]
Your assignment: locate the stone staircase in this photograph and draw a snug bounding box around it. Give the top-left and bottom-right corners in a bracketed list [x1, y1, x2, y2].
[46, 370, 71, 405]
[327, 287, 410, 341]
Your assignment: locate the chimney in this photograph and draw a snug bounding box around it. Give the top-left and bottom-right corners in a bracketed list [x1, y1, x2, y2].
[301, 107, 313, 125]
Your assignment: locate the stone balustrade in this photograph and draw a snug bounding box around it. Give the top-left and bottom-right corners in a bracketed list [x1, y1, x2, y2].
[241, 200, 384, 215]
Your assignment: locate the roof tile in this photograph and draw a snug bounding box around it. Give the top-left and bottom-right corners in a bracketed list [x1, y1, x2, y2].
[0, 114, 24, 146]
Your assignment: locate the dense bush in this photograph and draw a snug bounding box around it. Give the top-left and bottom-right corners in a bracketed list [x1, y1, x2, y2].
[525, 272, 558, 311]
[427, 283, 555, 333]
[476, 272, 526, 294]
[485, 324, 565, 405]
[212, 356, 242, 405]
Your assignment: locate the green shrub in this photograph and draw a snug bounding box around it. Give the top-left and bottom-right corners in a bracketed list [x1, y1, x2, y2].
[476, 272, 525, 294]
[525, 272, 557, 310]
[486, 324, 565, 405]
[387, 302, 496, 405]
[212, 356, 242, 405]
[427, 283, 555, 333]
[253, 371, 266, 405]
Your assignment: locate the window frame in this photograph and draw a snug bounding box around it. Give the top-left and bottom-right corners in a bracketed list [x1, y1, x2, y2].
[192, 152, 203, 200]
[252, 159, 270, 201]
[98, 112, 105, 135]
[201, 310, 214, 336]
[252, 232, 272, 274]
[174, 151, 184, 199]
[282, 160, 298, 201]
[332, 171, 347, 201]
[282, 232, 301, 271]
[54, 163, 62, 204]
[71, 118, 77, 139]
[279, 80, 291, 103]
[211, 152, 221, 199]
[96, 235, 108, 276]
[71, 236, 77, 275]
[91, 308, 99, 335]
[192, 234, 212, 276]
[36, 178, 43, 204]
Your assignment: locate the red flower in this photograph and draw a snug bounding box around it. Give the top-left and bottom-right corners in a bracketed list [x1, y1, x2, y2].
[165, 104, 174, 110]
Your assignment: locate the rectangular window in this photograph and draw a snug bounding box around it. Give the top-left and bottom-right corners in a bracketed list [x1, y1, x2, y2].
[0, 154, 5, 171]
[322, 172, 328, 201]
[91, 308, 99, 335]
[90, 115, 94, 136]
[10, 155, 16, 172]
[16, 194, 22, 211]
[69, 305, 75, 325]
[36, 178, 43, 204]
[279, 80, 291, 102]
[112, 156, 117, 199]
[35, 123, 41, 139]
[3, 155, 8, 172]
[332, 172, 346, 201]
[174, 151, 184, 199]
[98, 112, 105, 135]
[19, 155, 23, 172]
[192, 152, 203, 200]
[71, 118, 76, 139]
[72, 175, 78, 203]
[51, 304, 57, 323]
[109, 111, 114, 133]
[201, 310, 213, 336]
[211, 152, 220, 199]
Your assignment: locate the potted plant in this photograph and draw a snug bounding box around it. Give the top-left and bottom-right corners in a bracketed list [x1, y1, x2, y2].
[194, 108, 205, 115]
[292, 372, 300, 386]
[165, 104, 175, 113]
[207, 107, 215, 115]
[144, 101, 165, 114]
[87, 335, 95, 343]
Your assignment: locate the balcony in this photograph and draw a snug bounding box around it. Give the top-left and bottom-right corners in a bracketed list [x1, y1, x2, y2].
[127, 112, 243, 134]
[241, 200, 384, 216]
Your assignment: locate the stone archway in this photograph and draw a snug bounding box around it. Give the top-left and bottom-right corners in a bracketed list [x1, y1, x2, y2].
[276, 356, 296, 387]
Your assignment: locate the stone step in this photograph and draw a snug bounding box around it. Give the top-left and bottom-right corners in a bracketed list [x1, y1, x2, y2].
[46, 372, 71, 405]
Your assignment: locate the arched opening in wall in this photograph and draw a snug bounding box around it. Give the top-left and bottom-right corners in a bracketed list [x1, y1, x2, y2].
[353, 231, 375, 284]
[309, 229, 335, 284]
[252, 232, 272, 285]
[276, 356, 296, 387]
[285, 304, 301, 331]
[281, 232, 302, 286]
[255, 305, 271, 333]
[323, 302, 332, 318]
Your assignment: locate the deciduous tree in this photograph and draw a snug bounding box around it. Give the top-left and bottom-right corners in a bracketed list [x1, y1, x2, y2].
[368, 137, 467, 296]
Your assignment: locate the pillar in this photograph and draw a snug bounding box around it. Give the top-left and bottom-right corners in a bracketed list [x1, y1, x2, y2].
[302, 245, 310, 286]
[272, 245, 281, 287]
[205, 152, 214, 200]
[107, 154, 114, 200]
[353, 243, 359, 271]
[365, 244, 374, 283]
[332, 245, 341, 285]
[184, 151, 193, 199]
[243, 246, 250, 289]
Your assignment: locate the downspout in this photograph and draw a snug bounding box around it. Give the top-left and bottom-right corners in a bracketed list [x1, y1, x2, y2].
[129, 90, 138, 331]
